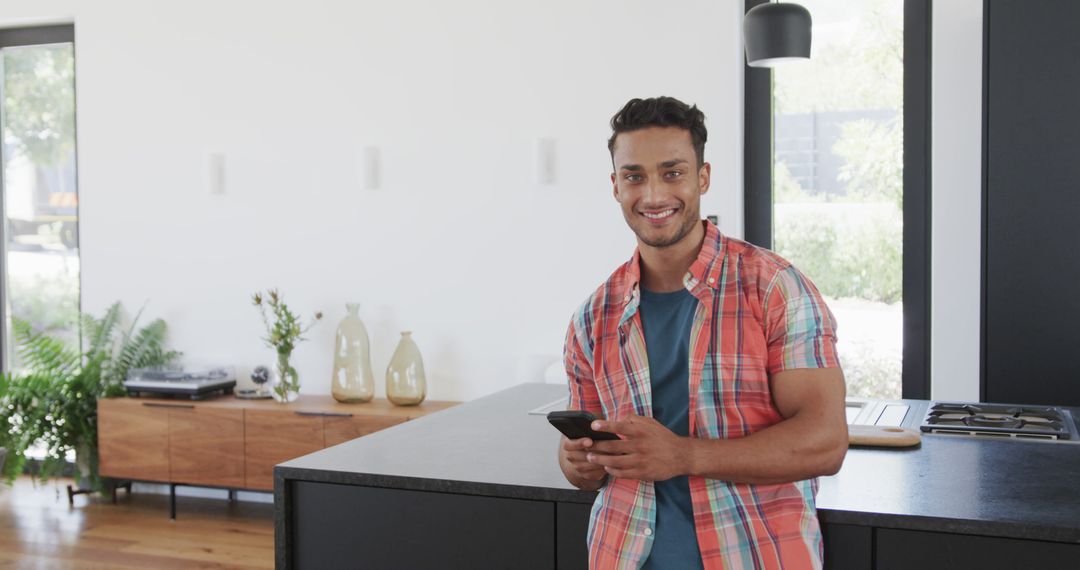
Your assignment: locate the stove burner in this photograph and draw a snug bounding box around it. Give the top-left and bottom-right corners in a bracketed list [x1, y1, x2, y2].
[933, 403, 984, 415]
[962, 415, 1023, 429]
[921, 400, 1078, 441]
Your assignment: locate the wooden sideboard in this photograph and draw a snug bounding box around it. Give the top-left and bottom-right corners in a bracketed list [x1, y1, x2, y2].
[98, 395, 457, 492]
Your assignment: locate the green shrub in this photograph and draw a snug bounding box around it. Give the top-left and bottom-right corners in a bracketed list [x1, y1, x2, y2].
[774, 204, 902, 304]
[0, 303, 180, 489]
[839, 339, 902, 400]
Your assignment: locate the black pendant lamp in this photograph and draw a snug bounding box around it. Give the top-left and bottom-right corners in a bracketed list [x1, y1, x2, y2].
[743, 2, 812, 67]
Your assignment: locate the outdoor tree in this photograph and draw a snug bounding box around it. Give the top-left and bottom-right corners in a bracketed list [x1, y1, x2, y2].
[2, 44, 76, 168]
[771, 0, 904, 399]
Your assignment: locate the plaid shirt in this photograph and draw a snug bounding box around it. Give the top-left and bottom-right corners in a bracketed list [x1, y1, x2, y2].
[565, 221, 840, 569]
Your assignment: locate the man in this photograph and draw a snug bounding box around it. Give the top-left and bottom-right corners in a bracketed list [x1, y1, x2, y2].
[558, 96, 848, 569]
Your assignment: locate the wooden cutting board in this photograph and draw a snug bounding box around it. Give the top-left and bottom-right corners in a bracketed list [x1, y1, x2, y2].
[848, 424, 922, 447]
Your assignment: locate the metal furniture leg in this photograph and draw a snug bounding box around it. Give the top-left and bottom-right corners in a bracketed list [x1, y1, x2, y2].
[109, 480, 132, 504]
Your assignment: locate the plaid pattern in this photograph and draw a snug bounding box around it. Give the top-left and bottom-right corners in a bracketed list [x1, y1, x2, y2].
[565, 221, 840, 570]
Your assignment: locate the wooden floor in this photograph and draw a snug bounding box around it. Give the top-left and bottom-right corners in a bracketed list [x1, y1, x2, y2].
[0, 477, 273, 569]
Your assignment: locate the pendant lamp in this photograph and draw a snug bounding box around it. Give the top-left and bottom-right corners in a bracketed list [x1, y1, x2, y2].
[743, 2, 812, 67]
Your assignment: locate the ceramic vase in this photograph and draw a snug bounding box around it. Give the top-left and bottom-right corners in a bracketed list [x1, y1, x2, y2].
[331, 303, 375, 403]
[386, 331, 426, 406]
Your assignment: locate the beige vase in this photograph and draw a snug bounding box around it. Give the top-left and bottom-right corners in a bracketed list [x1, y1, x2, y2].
[386, 331, 426, 406]
[331, 303, 375, 403]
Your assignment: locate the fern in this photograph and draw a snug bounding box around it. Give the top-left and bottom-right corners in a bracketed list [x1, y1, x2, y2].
[0, 303, 180, 489]
[104, 319, 179, 390]
[12, 318, 80, 379]
[84, 302, 121, 357]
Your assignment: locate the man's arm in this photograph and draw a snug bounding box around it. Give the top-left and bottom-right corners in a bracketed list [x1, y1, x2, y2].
[557, 317, 609, 491]
[683, 367, 847, 483]
[587, 367, 847, 485]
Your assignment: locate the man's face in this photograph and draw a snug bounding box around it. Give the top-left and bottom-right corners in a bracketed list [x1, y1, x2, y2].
[610, 126, 710, 249]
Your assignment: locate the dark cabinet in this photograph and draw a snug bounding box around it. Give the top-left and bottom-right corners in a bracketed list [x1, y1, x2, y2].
[283, 485, 1080, 569]
[876, 528, 1080, 570]
[984, 0, 1080, 406]
[822, 523, 872, 570]
[291, 482, 555, 569]
[556, 502, 591, 569]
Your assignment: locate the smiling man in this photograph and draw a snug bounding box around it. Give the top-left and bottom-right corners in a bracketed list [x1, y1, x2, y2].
[558, 97, 848, 569]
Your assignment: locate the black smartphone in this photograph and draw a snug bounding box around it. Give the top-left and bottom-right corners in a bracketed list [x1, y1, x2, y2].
[547, 410, 620, 441]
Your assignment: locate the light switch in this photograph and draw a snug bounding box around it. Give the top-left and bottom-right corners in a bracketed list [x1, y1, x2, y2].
[208, 152, 226, 195]
[535, 137, 556, 185]
[359, 146, 380, 190]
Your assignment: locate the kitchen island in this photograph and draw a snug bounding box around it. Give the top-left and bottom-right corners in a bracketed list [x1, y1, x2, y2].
[274, 383, 1080, 569]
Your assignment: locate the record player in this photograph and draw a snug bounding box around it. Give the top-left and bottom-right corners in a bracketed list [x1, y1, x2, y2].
[124, 366, 236, 399]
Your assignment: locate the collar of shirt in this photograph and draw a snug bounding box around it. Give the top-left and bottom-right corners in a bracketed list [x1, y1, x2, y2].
[618, 220, 727, 325]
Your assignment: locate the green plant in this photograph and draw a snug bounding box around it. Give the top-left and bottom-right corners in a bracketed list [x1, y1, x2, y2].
[0, 302, 180, 489]
[3, 43, 76, 167]
[252, 290, 322, 401]
[839, 339, 902, 400]
[774, 204, 902, 304]
[833, 116, 903, 210]
[8, 270, 80, 341]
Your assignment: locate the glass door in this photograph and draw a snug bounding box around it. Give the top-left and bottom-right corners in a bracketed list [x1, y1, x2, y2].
[770, 0, 904, 399]
[0, 37, 80, 369]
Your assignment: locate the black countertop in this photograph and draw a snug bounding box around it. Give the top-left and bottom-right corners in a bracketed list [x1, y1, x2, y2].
[276, 383, 1080, 543]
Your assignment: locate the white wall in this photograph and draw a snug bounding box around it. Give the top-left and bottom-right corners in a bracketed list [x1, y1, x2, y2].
[0, 0, 745, 401]
[0, 0, 989, 403]
[930, 0, 983, 401]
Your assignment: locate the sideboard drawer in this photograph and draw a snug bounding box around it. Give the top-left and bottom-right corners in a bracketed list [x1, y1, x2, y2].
[245, 410, 325, 490]
[98, 398, 170, 481]
[168, 406, 245, 488]
[324, 415, 407, 447]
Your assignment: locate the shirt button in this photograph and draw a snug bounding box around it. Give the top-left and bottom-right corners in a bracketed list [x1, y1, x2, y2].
[644, 528, 653, 537]
[707, 277, 716, 284]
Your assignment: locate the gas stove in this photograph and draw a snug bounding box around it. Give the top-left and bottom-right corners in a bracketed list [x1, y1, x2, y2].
[921, 402, 1080, 442]
[531, 395, 1080, 443]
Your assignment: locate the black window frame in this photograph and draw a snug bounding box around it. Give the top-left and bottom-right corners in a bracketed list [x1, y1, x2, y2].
[743, 0, 932, 399]
[0, 23, 78, 373]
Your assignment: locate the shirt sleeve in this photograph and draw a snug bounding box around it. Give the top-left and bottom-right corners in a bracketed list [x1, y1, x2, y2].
[564, 317, 602, 414]
[763, 265, 841, 375]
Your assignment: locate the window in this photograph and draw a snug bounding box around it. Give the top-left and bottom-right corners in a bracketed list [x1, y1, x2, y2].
[0, 25, 80, 369]
[744, 1, 930, 399]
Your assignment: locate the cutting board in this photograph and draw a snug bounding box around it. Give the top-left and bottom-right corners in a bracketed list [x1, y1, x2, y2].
[848, 424, 922, 447]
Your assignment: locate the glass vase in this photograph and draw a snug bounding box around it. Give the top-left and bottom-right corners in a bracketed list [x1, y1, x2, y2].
[331, 303, 375, 403]
[386, 331, 426, 406]
[74, 440, 93, 491]
[272, 349, 301, 403]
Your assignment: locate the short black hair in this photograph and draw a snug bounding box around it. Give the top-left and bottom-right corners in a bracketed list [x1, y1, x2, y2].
[607, 96, 708, 168]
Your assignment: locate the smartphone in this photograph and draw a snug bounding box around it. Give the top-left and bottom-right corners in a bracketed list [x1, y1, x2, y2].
[547, 410, 620, 441]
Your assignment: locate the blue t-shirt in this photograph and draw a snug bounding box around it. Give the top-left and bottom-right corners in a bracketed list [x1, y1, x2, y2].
[638, 287, 705, 570]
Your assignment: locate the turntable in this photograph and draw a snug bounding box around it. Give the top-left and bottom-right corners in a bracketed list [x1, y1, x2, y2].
[124, 366, 236, 399]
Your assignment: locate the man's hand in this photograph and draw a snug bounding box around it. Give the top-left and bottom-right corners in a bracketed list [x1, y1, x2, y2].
[585, 415, 688, 482]
[559, 435, 609, 491]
